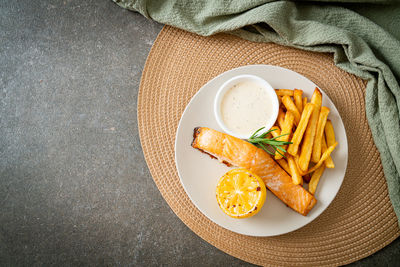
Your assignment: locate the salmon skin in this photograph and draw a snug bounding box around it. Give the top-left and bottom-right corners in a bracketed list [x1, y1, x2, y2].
[191, 127, 316, 216]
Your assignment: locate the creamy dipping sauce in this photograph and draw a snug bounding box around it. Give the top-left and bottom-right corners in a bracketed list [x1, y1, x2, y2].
[220, 81, 273, 137]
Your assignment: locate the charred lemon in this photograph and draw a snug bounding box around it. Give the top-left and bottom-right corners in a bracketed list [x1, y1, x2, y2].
[216, 168, 266, 218]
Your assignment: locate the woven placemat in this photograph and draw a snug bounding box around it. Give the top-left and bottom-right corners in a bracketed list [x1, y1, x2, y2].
[137, 26, 400, 266]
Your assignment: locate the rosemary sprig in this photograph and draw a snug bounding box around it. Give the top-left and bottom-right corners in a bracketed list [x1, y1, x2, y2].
[247, 127, 293, 158]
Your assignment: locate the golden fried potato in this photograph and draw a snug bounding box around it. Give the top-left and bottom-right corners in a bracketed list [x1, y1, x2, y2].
[287, 103, 315, 156]
[275, 89, 294, 96]
[275, 111, 294, 160]
[288, 155, 303, 185]
[309, 165, 326, 194]
[322, 134, 334, 168]
[298, 88, 322, 172]
[282, 95, 301, 125]
[312, 106, 330, 163]
[294, 89, 303, 113]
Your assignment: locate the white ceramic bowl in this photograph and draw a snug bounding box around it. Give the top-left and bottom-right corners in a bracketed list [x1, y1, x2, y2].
[214, 74, 279, 139]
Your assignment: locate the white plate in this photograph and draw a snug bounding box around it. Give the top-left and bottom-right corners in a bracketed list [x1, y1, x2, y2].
[175, 65, 348, 237]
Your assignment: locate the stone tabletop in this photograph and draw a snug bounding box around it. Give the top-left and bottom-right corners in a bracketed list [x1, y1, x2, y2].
[1, 0, 399, 266]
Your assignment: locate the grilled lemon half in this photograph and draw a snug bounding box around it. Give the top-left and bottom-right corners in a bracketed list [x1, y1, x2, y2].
[216, 168, 266, 218]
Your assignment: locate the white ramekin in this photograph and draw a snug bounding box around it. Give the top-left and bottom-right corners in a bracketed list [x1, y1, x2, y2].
[214, 74, 279, 139]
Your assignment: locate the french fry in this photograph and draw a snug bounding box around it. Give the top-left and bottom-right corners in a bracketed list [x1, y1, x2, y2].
[325, 119, 336, 147]
[282, 95, 301, 125]
[287, 155, 303, 185]
[277, 107, 285, 129]
[275, 89, 294, 97]
[270, 126, 281, 138]
[309, 165, 326, 194]
[303, 97, 308, 109]
[277, 158, 291, 175]
[298, 88, 322, 172]
[287, 103, 315, 156]
[311, 106, 330, 163]
[322, 133, 334, 168]
[303, 142, 338, 175]
[275, 111, 294, 160]
[294, 89, 303, 113]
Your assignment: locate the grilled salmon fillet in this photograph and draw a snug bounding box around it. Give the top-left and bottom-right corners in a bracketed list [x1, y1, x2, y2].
[192, 127, 316, 216]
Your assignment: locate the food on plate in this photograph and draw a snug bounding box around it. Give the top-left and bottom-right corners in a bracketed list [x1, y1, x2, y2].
[269, 126, 283, 145]
[302, 142, 337, 175]
[309, 165, 326, 194]
[287, 103, 315, 156]
[276, 158, 291, 175]
[219, 80, 277, 137]
[312, 106, 330, 163]
[192, 127, 317, 216]
[298, 88, 322, 172]
[303, 97, 308, 108]
[270, 126, 281, 137]
[274, 111, 294, 160]
[269, 127, 292, 175]
[275, 89, 294, 96]
[294, 89, 303, 113]
[322, 133, 335, 168]
[192, 85, 339, 217]
[287, 155, 302, 185]
[325, 119, 336, 147]
[281, 95, 301, 125]
[215, 168, 266, 218]
[269, 87, 338, 194]
[277, 107, 285, 129]
[247, 127, 292, 158]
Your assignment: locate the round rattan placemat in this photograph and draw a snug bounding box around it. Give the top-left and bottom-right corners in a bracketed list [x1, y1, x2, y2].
[137, 26, 400, 266]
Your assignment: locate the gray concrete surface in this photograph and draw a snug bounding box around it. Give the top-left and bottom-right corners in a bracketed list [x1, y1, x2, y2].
[1, 0, 399, 266]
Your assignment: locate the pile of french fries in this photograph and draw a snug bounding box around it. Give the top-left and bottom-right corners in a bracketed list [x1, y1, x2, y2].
[273, 88, 338, 194]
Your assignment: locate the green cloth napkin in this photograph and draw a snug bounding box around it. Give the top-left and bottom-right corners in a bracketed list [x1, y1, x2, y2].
[115, 0, 400, 226]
